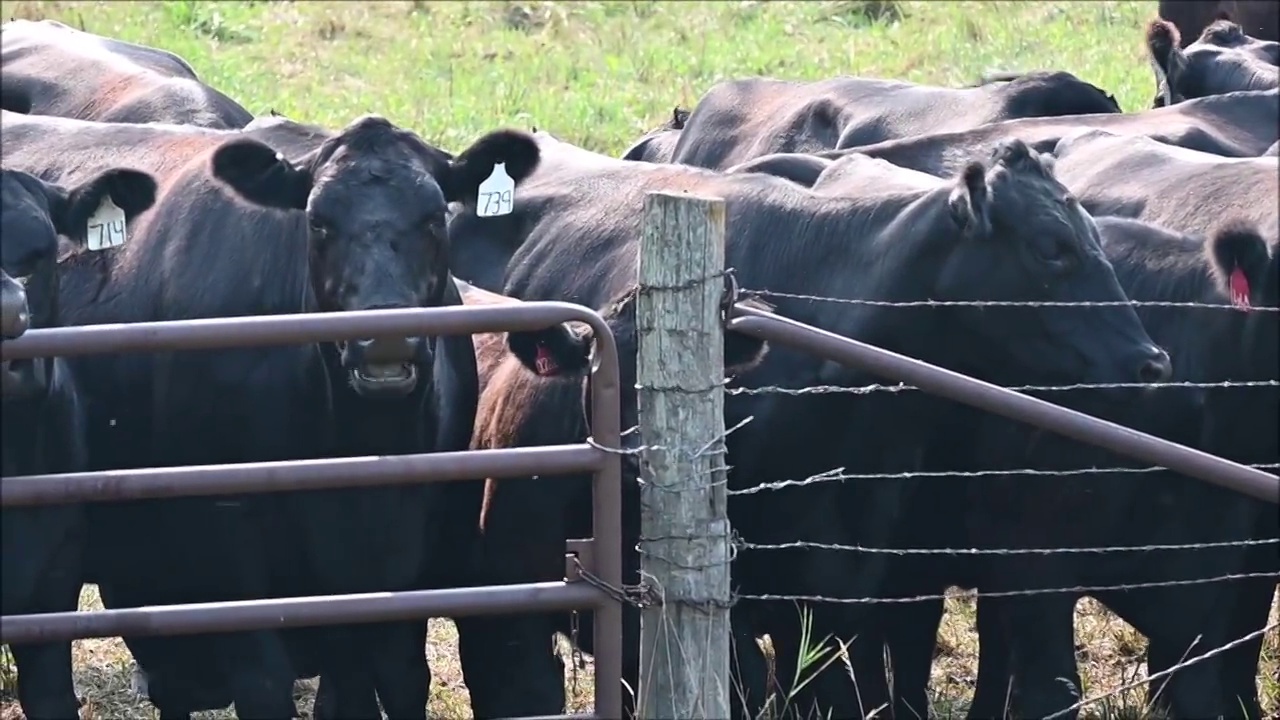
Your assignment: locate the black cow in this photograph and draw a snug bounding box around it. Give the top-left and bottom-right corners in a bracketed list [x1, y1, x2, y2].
[0, 19, 253, 128]
[1147, 16, 1279, 107]
[619, 105, 690, 163]
[1158, 2, 1279, 46]
[1, 166, 156, 719]
[909, 217, 1280, 720]
[1048, 131, 1280, 716]
[784, 89, 1279, 182]
[666, 71, 1121, 169]
[3, 113, 540, 718]
[447, 134, 1169, 718]
[1186, 230, 1279, 720]
[1051, 128, 1279, 241]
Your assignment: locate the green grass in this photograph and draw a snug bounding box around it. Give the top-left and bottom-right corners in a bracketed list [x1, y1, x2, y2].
[0, 1, 1276, 718]
[6, 0, 1164, 155]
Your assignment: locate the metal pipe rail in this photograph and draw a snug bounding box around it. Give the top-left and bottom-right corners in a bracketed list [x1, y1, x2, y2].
[0, 302, 625, 718]
[1, 582, 602, 643]
[1, 446, 603, 506]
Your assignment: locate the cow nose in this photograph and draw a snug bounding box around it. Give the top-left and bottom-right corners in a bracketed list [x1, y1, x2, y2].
[1, 287, 30, 339]
[355, 335, 423, 365]
[1136, 346, 1172, 384]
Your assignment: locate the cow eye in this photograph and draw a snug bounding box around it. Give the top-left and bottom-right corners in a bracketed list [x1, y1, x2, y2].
[1038, 242, 1077, 273]
[12, 248, 51, 278]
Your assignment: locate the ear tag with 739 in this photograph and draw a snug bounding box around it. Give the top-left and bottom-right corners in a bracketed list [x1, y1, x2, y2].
[86, 196, 128, 251]
[476, 162, 514, 218]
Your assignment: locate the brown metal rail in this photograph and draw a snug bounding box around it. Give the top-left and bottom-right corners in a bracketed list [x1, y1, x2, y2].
[725, 303, 1279, 504]
[0, 302, 625, 719]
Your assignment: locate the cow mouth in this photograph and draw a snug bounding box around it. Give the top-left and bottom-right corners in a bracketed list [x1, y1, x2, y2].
[350, 362, 418, 397]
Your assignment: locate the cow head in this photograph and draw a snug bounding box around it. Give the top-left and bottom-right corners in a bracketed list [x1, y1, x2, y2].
[504, 285, 772, 449]
[1205, 220, 1277, 380]
[208, 115, 540, 399]
[1147, 16, 1279, 107]
[933, 138, 1171, 390]
[0, 167, 156, 399]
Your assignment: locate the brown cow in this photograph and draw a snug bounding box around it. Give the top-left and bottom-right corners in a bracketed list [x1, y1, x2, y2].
[1157, 1, 1278, 46]
[457, 277, 773, 719]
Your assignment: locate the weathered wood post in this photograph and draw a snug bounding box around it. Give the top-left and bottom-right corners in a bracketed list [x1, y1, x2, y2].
[635, 191, 732, 719]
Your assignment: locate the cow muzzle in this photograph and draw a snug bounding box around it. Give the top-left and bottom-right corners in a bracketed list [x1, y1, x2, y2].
[339, 335, 426, 398]
[1, 274, 30, 340]
[0, 275, 42, 399]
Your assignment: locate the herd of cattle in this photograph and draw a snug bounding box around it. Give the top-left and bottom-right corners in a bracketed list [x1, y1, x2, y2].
[1, 4, 1277, 720]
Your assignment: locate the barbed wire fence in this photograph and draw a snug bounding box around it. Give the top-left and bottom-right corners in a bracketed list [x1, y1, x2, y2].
[618, 191, 1280, 719]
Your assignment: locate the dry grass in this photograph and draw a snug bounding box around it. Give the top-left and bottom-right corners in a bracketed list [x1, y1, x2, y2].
[0, 585, 595, 719]
[931, 591, 1280, 719]
[2, 586, 1274, 718]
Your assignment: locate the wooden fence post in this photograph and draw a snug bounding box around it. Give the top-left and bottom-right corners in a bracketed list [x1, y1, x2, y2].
[636, 191, 732, 719]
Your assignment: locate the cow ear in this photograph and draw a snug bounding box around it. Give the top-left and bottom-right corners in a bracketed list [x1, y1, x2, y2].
[210, 139, 313, 211]
[442, 129, 541, 204]
[507, 321, 594, 378]
[948, 162, 991, 238]
[1206, 221, 1271, 309]
[51, 169, 158, 246]
[1146, 19, 1188, 106]
[671, 106, 691, 130]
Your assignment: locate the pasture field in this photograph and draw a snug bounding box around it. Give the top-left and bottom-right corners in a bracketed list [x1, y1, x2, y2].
[0, 0, 1276, 718]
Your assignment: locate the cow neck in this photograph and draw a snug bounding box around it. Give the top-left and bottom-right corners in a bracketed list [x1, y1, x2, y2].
[735, 187, 953, 362]
[0, 359, 70, 474]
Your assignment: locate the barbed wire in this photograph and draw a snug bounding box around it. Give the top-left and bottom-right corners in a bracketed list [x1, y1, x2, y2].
[725, 463, 1280, 496]
[1044, 620, 1280, 720]
[577, 561, 1277, 609]
[588, 425, 1278, 500]
[725, 379, 1279, 397]
[587, 278, 1280, 713]
[740, 289, 1280, 312]
[627, 527, 1278, 568]
[737, 537, 1279, 556]
[736, 571, 1280, 606]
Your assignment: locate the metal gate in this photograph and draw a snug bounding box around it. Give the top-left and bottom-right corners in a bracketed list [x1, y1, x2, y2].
[1, 302, 624, 719]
